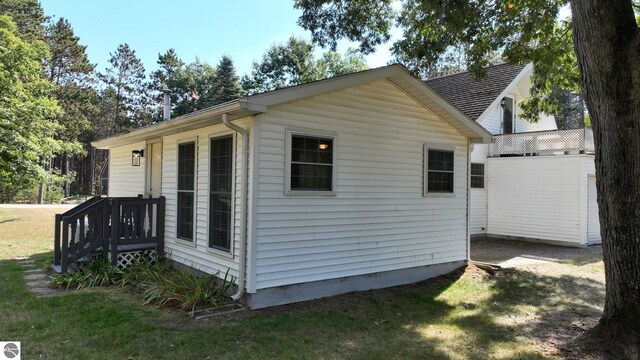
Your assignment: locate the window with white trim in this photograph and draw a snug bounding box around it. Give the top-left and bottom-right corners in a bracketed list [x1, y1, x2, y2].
[209, 136, 233, 252]
[470, 163, 485, 189]
[289, 133, 334, 192]
[177, 141, 195, 241]
[426, 149, 454, 193]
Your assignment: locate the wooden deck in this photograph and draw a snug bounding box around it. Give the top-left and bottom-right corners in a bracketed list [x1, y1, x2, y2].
[53, 196, 165, 273]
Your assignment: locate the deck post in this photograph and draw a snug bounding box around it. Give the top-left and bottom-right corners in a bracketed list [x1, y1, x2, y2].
[110, 198, 119, 266]
[54, 214, 61, 265]
[102, 199, 110, 261]
[61, 217, 69, 273]
[157, 196, 165, 256]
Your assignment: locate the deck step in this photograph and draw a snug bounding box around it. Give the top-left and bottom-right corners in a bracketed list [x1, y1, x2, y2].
[116, 243, 157, 252]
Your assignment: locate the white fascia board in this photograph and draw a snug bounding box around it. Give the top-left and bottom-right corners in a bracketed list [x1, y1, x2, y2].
[475, 63, 533, 124]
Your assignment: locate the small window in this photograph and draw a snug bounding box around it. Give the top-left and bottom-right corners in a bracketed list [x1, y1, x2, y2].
[177, 141, 195, 241]
[502, 97, 514, 134]
[209, 136, 233, 252]
[289, 134, 334, 192]
[426, 149, 454, 193]
[471, 163, 485, 189]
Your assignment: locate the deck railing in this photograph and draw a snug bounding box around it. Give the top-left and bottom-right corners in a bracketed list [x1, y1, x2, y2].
[54, 196, 165, 273]
[488, 128, 594, 157]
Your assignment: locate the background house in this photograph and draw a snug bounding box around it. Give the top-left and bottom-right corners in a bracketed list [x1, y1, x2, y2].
[427, 63, 599, 247]
[91, 65, 491, 308]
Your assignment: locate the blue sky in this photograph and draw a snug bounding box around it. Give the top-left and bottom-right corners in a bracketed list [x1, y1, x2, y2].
[39, 0, 396, 76]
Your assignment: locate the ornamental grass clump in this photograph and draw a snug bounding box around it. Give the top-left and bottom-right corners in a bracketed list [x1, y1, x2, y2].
[50, 253, 233, 314]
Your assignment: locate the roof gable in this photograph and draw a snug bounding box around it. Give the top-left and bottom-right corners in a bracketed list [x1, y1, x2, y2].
[425, 63, 528, 121]
[93, 64, 492, 149]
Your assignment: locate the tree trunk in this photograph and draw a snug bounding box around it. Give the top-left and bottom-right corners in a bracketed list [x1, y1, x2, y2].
[570, 0, 640, 355]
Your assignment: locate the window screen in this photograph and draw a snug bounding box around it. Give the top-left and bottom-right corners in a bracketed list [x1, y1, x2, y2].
[427, 149, 454, 193]
[290, 135, 333, 191]
[177, 142, 195, 240]
[471, 163, 485, 189]
[209, 136, 233, 251]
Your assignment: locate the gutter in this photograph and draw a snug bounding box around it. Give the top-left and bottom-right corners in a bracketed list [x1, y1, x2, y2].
[222, 113, 249, 302]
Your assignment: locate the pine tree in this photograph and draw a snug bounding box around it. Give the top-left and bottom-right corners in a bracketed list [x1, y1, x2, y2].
[213, 55, 242, 104]
[98, 44, 150, 135]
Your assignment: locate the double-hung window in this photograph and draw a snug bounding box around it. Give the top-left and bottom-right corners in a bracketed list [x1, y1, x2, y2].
[288, 133, 334, 192]
[425, 148, 455, 194]
[177, 141, 196, 241]
[209, 136, 233, 252]
[470, 163, 485, 189]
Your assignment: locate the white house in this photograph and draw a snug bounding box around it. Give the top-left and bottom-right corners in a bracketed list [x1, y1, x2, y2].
[91, 65, 492, 308]
[426, 63, 600, 247]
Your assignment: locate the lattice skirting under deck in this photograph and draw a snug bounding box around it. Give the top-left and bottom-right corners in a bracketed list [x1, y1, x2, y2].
[108, 249, 157, 269]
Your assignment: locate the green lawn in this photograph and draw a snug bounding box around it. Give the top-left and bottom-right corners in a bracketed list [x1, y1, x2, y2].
[0, 208, 604, 359]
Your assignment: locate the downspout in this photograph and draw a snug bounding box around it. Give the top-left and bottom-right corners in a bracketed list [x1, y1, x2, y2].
[466, 139, 471, 262]
[222, 113, 249, 301]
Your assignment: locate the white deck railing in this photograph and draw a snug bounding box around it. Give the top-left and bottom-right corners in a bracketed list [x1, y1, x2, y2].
[488, 128, 594, 157]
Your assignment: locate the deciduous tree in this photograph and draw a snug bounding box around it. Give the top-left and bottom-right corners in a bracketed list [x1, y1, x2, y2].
[295, 0, 640, 355]
[241, 37, 367, 94]
[0, 15, 66, 201]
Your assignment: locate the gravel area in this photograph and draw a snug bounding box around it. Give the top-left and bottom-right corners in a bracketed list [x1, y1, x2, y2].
[471, 236, 602, 268]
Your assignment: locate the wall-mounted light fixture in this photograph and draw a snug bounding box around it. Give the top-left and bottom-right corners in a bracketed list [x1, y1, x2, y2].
[500, 97, 507, 108]
[132, 150, 144, 166]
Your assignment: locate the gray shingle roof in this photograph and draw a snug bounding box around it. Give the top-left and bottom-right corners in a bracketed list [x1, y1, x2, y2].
[424, 63, 526, 121]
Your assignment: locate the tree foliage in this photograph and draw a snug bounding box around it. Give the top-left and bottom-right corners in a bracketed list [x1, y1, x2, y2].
[0, 15, 64, 201]
[151, 51, 243, 119]
[0, 0, 46, 42]
[295, 0, 577, 120]
[241, 37, 367, 94]
[214, 55, 242, 104]
[98, 44, 150, 136]
[45, 17, 96, 142]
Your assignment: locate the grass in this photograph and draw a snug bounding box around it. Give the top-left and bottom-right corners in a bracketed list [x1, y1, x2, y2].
[0, 207, 605, 359]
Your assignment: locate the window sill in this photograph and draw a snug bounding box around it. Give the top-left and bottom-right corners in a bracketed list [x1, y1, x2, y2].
[285, 190, 337, 197]
[206, 246, 234, 259]
[424, 192, 456, 198]
[172, 237, 197, 248]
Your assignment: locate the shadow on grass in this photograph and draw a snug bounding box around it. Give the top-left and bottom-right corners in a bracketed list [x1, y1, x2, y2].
[558, 252, 603, 266]
[0, 254, 605, 360]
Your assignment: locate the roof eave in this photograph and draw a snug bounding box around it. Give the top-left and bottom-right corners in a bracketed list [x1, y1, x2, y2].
[92, 100, 266, 149]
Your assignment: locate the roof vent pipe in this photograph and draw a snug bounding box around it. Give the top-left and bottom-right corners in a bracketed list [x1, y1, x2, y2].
[162, 88, 171, 121]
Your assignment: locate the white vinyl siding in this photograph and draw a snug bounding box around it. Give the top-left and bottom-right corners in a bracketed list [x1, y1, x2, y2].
[161, 119, 252, 281]
[487, 155, 592, 246]
[468, 80, 558, 236]
[108, 141, 146, 197]
[253, 79, 469, 289]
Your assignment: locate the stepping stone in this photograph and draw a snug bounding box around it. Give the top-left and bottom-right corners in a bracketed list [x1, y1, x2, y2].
[31, 287, 57, 296]
[15, 256, 30, 260]
[27, 280, 51, 287]
[24, 269, 45, 275]
[24, 273, 48, 281]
